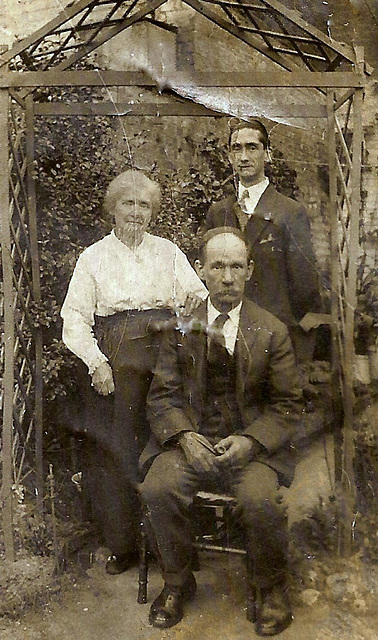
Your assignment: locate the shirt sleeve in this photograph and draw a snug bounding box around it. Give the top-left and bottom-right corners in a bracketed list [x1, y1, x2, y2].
[61, 251, 108, 374]
[173, 246, 208, 305]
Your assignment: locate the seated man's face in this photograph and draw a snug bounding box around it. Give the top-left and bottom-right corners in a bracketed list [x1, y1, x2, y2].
[114, 188, 153, 240]
[197, 233, 253, 312]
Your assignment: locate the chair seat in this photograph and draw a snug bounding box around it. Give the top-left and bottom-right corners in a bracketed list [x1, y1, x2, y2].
[194, 491, 238, 506]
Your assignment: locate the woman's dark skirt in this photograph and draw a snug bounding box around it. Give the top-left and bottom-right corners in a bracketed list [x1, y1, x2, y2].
[79, 308, 172, 557]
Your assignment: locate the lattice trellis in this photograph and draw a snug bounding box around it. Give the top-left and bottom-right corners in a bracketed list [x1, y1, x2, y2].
[185, 0, 357, 72]
[326, 81, 364, 553]
[8, 97, 40, 484]
[0, 0, 367, 561]
[0, 0, 167, 74]
[0, 0, 357, 76]
[1, 89, 43, 560]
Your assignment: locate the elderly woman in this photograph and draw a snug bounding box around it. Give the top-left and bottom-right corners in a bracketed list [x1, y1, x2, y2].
[61, 170, 207, 574]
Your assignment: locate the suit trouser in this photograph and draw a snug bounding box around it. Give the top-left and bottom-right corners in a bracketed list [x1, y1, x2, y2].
[140, 450, 289, 588]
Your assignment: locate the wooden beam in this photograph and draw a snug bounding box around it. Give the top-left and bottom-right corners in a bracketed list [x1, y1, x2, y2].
[34, 101, 220, 116]
[0, 0, 106, 68]
[182, 0, 298, 72]
[326, 89, 343, 479]
[33, 100, 327, 118]
[0, 88, 15, 562]
[333, 88, 356, 112]
[256, 0, 356, 65]
[25, 95, 44, 518]
[0, 70, 364, 88]
[53, 0, 168, 72]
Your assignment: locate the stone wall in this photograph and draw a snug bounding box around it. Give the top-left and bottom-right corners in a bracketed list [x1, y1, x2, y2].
[1, 0, 376, 283]
[0, 0, 71, 45]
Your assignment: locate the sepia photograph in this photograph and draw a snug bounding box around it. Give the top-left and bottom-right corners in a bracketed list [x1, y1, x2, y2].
[0, 1, 377, 639]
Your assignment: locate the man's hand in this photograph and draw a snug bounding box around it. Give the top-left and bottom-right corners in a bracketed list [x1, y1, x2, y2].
[91, 361, 115, 396]
[179, 432, 218, 475]
[299, 312, 331, 332]
[214, 435, 256, 470]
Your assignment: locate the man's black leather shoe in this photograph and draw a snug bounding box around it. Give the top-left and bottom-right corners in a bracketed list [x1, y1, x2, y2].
[255, 584, 293, 636]
[105, 553, 137, 575]
[149, 573, 197, 629]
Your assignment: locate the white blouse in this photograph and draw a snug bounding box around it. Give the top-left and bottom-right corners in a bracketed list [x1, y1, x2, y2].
[61, 231, 207, 372]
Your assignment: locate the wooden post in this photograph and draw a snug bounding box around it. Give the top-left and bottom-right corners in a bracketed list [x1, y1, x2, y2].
[327, 88, 344, 480]
[25, 94, 44, 517]
[0, 87, 15, 561]
[336, 86, 362, 556]
[338, 47, 364, 554]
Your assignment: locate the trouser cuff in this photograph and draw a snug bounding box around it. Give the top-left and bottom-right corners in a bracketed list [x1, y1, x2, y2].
[253, 570, 288, 589]
[162, 565, 192, 587]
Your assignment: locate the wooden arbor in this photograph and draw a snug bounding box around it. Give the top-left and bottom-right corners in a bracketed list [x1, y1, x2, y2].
[0, 0, 367, 560]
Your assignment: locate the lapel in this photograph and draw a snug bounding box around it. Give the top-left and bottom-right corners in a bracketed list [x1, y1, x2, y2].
[253, 183, 279, 223]
[235, 301, 260, 402]
[183, 302, 208, 420]
[232, 185, 278, 249]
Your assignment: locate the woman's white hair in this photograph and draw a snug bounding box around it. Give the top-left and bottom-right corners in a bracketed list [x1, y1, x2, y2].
[103, 169, 161, 217]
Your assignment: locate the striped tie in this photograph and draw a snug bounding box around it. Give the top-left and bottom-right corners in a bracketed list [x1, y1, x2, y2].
[237, 189, 250, 231]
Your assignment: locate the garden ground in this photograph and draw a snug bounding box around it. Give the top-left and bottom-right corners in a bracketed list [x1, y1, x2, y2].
[1, 433, 377, 639]
[0, 551, 377, 640]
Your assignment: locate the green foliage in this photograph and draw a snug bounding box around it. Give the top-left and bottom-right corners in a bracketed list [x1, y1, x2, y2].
[290, 496, 339, 559]
[34, 82, 300, 439]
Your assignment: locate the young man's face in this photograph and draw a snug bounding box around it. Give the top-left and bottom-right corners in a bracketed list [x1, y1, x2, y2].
[228, 128, 268, 187]
[196, 233, 253, 312]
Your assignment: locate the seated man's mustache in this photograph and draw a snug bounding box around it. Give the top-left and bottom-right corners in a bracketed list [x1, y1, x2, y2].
[123, 217, 145, 224]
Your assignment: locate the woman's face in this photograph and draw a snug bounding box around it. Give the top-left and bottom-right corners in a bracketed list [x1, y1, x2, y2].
[113, 188, 153, 245]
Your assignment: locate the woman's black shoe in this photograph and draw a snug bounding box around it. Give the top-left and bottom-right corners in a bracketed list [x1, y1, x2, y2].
[105, 553, 136, 575]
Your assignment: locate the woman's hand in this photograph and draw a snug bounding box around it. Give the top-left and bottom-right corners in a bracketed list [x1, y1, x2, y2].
[180, 293, 204, 317]
[91, 361, 115, 395]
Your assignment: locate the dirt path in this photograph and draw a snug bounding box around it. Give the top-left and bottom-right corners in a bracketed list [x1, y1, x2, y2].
[1, 553, 376, 640]
[1, 435, 376, 639]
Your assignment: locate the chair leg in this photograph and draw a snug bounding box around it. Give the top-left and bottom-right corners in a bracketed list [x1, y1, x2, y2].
[191, 549, 200, 572]
[245, 551, 256, 623]
[137, 517, 149, 604]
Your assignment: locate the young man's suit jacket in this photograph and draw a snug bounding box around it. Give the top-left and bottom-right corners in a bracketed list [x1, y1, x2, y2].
[141, 299, 303, 487]
[205, 184, 322, 328]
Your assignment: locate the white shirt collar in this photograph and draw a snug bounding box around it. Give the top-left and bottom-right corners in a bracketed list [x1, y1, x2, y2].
[111, 228, 149, 254]
[207, 298, 241, 323]
[238, 177, 269, 214]
[207, 299, 242, 355]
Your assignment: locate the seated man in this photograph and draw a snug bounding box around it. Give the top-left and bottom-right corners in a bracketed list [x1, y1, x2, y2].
[140, 227, 303, 636]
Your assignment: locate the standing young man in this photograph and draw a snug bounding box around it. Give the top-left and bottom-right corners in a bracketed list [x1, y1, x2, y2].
[205, 119, 322, 361]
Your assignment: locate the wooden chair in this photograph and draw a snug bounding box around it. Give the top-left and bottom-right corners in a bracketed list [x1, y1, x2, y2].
[137, 490, 255, 622]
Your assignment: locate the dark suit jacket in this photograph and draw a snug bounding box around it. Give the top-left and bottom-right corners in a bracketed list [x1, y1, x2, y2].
[206, 184, 322, 327]
[141, 299, 303, 487]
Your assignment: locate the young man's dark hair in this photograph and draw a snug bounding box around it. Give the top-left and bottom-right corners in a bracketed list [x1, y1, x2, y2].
[228, 117, 269, 150]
